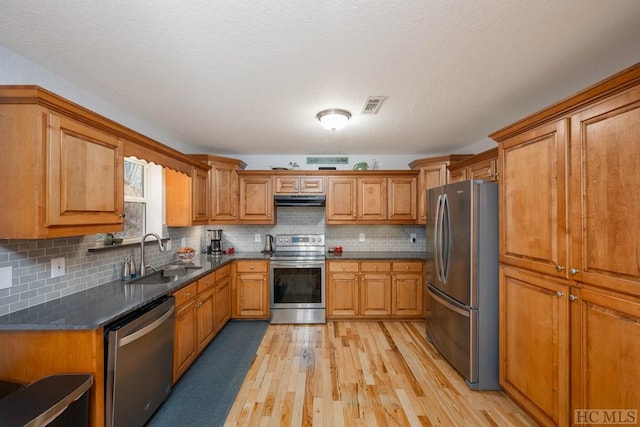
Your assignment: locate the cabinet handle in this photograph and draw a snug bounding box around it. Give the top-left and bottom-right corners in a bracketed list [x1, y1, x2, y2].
[569, 268, 579, 275]
[556, 291, 564, 297]
[555, 264, 565, 272]
[185, 292, 191, 297]
[374, 265, 378, 270]
[569, 294, 578, 301]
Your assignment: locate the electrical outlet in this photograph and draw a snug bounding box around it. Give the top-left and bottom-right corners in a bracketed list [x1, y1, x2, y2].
[359, 233, 365, 242]
[180, 237, 186, 248]
[51, 257, 65, 278]
[0, 266, 11, 290]
[255, 234, 262, 243]
[410, 233, 417, 243]
[165, 240, 172, 250]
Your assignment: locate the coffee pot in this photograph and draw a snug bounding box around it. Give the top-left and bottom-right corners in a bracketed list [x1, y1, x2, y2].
[263, 234, 274, 253]
[207, 229, 223, 256]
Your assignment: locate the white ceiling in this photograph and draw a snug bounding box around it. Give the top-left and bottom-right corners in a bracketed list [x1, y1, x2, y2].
[1, 1, 639, 156]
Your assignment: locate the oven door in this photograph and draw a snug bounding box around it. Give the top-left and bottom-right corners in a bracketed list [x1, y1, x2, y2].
[270, 260, 325, 309]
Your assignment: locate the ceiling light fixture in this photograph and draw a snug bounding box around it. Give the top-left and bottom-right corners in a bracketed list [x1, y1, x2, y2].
[316, 108, 352, 131]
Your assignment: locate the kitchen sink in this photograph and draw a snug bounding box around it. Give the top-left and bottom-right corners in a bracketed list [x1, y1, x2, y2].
[125, 264, 203, 285]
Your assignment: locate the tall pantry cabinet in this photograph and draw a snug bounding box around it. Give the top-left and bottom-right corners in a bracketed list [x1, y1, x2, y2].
[491, 63, 640, 426]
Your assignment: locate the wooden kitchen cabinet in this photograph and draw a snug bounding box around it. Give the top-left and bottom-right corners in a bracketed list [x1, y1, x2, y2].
[499, 265, 570, 426]
[173, 282, 199, 382]
[327, 261, 360, 317]
[233, 260, 270, 319]
[326, 172, 418, 224]
[0, 95, 125, 238]
[238, 173, 274, 224]
[392, 261, 424, 316]
[191, 166, 210, 224]
[190, 154, 247, 223]
[360, 261, 392, 316]
[410, 155, 472, 224]
[275, 175, 324, 193]
[327, 260, 424, 319]
[447, 147, 498, 183]
[490, 63, 640, 426]
[165, 165, 211, 227]
[214, 264, 232, 332]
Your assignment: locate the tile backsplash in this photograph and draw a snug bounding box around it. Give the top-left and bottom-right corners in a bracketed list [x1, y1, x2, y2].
[0, 207, 424, 316]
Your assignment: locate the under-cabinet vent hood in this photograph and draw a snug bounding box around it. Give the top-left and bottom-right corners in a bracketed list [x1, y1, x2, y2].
[274, 194, 326, 207]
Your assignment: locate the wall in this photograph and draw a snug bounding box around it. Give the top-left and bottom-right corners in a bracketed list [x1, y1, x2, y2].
[0, 228, 201, 316]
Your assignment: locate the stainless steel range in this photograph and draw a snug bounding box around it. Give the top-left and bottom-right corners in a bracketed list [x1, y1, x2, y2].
[269, 234, 326, 324]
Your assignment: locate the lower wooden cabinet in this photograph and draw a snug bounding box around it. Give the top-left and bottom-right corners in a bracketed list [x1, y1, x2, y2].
[327, 260, 424, 319]
[173, 266, 233, 383]
[500, 265, 640, 426]
[233, 260, 270, 319]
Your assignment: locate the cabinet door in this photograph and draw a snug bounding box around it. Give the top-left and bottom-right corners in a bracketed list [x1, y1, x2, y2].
[239, 176, 273, 223]
[326, 176, 357, 223]
[214, 275, 231, 332]
[499, 119, 570, 278]
[417, 163, 448, 223]
[173, 299, 198, 382]
[300, 176, 324, 193]
[468, 158, 497, 181]
[388, 176, 417, 222]
[196, 287, 216, 352]
[328, 272, 359, 317]
[448, 168, 466, 183]
[570, 86, 640, 295]
[570, 286, 640, 422]
[358, 177, 387, 221]
[192, 167, 209, 224]
[211, 162, 239, 222]
[392, 273, 423, 316]
[360, 273, 392, 316]
[236, 273, 269, 318]
[165, 168, 192, 226]
[47, 113, 124, 226]
[499, 266, 569, 426]
[274, 176, 299, 193]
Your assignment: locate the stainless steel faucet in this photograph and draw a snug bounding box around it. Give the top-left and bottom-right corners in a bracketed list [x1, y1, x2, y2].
[140, 233, 166, 276]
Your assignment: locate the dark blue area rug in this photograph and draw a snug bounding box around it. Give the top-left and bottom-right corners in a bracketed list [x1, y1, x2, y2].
[147, 320, 269, 427]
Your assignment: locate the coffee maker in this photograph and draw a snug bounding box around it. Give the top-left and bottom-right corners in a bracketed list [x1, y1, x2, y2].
[207, 229, 223, 256]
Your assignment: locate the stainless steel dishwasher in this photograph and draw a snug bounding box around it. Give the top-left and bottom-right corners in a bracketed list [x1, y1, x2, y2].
[105, 296, 175, 427]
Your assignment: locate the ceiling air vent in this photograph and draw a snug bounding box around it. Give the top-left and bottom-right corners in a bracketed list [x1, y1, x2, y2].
[361, 96, 386, 114]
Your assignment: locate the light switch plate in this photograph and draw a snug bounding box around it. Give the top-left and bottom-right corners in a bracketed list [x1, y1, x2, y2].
[0, 266, 11, 289]
[255, 234, 261, 243]
[51, 257, 65, 278]
[410, 233, 416, 242]
[359, 233, 365, 242]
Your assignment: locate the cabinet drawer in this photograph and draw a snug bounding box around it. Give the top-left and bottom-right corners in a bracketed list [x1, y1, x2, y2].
[360, 261, 391, 272]
[235, 260, 268, 273]
[328, 261, 359, 273]
[197, 271, 216, 293]
[173, 281, 198, 306]
[215, 264, 231, 281]
[392, 261, 423, 272]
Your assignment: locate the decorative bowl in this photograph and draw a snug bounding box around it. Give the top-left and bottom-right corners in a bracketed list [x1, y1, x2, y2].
[177, 247, 196, 262]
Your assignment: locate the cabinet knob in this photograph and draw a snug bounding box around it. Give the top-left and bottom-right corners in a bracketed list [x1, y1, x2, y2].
[555, 264, 565, 272]
[556, 291, 564, 298]
[569, 294, 578, 301]
[569, 268, 579, 275]
[374, 265, 378, 270]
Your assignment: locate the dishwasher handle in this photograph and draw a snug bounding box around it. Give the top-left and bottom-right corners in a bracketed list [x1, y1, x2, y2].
[118, 304, 175, 348]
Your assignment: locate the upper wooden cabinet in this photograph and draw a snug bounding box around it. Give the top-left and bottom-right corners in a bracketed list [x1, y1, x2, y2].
[326, 172, 418, 224]
[274, 175, 324, 194]
[165, 164, 211, 227]
[190, 155, 247, 224]
[0, 89, 125, 238]
[447, 147, 498, 183]
[409, 155, 472, 224]
[238, 172, 274, 224]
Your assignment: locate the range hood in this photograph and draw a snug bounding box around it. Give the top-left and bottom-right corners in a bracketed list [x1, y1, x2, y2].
[274, 194, 326, 207]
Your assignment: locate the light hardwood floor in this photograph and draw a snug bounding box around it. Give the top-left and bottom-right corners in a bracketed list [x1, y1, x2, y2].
[225, 321, 537, 426]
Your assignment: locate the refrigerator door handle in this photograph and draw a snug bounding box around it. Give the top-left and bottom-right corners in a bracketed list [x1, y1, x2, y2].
[433, 194, 442, 283]
[442, 193, 451, 283]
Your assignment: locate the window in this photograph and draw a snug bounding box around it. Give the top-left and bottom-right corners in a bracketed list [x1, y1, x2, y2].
[122, 157, 164, 240]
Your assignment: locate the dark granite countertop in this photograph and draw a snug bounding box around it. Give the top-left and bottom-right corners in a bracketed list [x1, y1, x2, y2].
[0, 252, 269, 331]
[325, 251, 425, 261]
[0, 251, 422, 331]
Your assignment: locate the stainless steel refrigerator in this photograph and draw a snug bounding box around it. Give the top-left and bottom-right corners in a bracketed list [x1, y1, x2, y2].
[426, 179, 499, 390]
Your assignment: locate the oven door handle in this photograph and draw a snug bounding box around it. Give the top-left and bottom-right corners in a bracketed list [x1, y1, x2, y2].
[271, 261, 325, 268]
